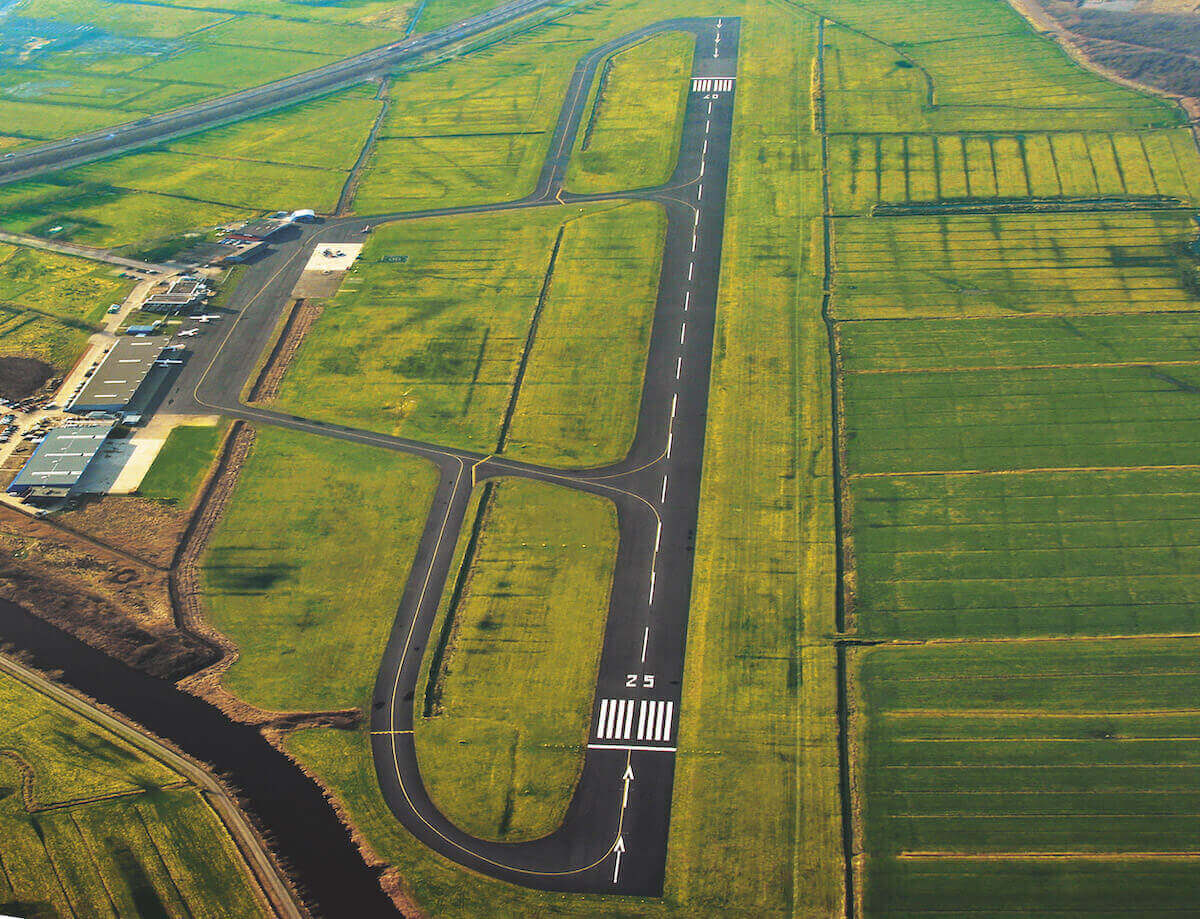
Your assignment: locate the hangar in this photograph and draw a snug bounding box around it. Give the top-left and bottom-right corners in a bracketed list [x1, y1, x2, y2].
[68, 335, 170, 417]
[7, 422, 116, 499]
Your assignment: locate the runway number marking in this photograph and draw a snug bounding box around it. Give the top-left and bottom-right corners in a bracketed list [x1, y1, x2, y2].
[625, 673, 655, 688]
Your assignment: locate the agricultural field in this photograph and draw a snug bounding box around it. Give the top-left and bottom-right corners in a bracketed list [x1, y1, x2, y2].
[855, 640, 1200, 915]
[0, 242, 132, 373]
[830, 211, 1200, 319]
[0, 0, 418, 145]
[275, 200, 665, 466]
[827, 128, 1200, 214]
[0, 663, 269, 918]
[416, 478, 618, 842]
[816, 0, 1182, 133]
[565, 32, 694, 195]
[201, 426, 438, 713]
[821, 0, 1200, 913]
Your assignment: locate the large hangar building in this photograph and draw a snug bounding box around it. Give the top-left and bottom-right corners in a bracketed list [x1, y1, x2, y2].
[68, 335, 171, 417]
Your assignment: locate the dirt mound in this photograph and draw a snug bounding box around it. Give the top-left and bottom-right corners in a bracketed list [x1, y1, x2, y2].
[0, 356, 54, 400]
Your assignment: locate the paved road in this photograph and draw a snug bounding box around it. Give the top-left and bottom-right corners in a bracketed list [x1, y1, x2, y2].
[0, 0, 559, 188]
[165, 16, 740, 897]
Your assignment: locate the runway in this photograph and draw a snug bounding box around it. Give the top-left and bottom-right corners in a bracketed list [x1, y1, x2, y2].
[158, 16, 739, 898]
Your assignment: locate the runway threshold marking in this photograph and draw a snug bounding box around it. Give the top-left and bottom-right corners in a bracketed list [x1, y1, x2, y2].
[594, 699, 675, 743]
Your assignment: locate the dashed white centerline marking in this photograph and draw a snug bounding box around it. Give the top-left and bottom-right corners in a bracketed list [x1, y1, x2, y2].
[694, 210, 699, 227]
[691, 233, 698, 252]
[688, 262, 694, 281]
[703, 139, 708, 155]
[666, 430, 673, 458]
[684, 291, 691, 311]
[648, 569, 656, 604]
[641, 627, 650, 664]
[676, 356, 683, 378]
[660, 475, 668, 504]
[705, 119, 710, 132]
[680, 323, 687, 344]
[671, 392, 678, 419]
[700, 159, 705, 177]
[707, 101, 713, 115]
[698, 184, 704, 200]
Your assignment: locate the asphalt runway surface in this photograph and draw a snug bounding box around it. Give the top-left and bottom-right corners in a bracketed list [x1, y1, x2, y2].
[0, 0, 558, 188]
[154, 15, 739, 900]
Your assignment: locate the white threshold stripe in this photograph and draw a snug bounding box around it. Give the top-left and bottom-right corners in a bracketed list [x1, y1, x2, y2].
[588, 743, 677, 753]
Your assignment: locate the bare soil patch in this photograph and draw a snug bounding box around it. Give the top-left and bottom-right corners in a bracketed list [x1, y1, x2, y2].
[0, 356, 54, 400]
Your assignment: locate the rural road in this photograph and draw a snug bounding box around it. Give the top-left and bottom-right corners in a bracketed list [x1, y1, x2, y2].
[169, 16, 741, 896]
[0, 0, 560, 187]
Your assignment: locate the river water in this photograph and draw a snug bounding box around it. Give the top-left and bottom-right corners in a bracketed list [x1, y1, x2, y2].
[0, 599, 399, 918]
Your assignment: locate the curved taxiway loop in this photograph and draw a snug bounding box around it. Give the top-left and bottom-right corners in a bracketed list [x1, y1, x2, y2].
[164, 16, 739, 898]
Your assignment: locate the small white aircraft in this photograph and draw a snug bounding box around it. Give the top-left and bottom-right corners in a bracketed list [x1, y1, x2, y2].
[155, 359, 184, 366]
[189, 314, 222, 322]
[176, 328, 200, 337]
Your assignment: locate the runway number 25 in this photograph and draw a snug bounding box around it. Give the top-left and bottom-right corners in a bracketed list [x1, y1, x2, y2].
[627, 674, 655, 688]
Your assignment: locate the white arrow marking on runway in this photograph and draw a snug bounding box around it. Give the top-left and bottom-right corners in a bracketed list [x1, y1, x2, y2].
[613, 835, 626, 883]
[622, 763, 635, 809]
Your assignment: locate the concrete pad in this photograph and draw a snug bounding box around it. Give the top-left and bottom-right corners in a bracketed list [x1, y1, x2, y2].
[303, 243, 362, 273]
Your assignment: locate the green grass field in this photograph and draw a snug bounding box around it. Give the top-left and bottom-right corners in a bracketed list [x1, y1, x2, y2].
[0, 243, 132, 372]
[354, 0, 698, 213]
[138, 422, 226, 507]
[279, 2, 846, 916]
[0, 85, 383, 256]
[0, 0, 416, 146]
[565, 32, 694, 195]
[275, 200, 664, 466]
[0, 664, 269, 919]
[415, 478, 618, 842]
[201, 427, 438, 713]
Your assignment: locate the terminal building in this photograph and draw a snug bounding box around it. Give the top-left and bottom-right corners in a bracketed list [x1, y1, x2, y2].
[68, 335, 170, 418]
[143, 277, 209, 314]
[6, 422, 116, 499]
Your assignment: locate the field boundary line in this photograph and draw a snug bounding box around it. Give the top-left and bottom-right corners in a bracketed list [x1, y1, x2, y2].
[899, 850, 1200, 861]
[848, 463, 1200, 479]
